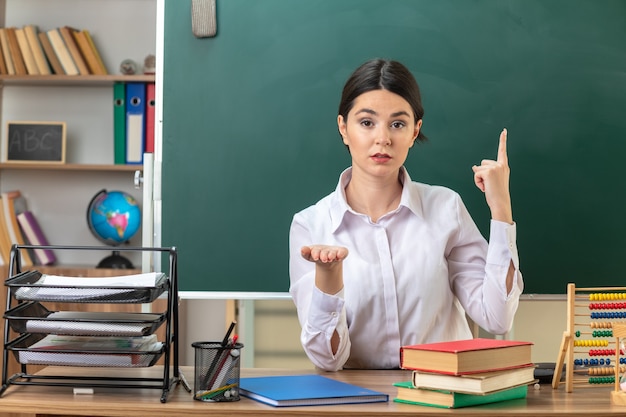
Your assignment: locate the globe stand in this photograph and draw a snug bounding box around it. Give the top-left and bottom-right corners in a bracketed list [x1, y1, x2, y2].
[96, 250, 134, 269]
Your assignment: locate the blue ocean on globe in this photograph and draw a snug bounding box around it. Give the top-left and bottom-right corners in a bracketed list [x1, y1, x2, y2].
[87, 190, 141, 245]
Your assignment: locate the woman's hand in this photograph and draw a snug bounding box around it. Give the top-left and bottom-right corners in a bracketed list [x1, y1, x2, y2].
[301, 245, 348, 295]
[301, 245, 349, 264]
[472, 128, 513, 224]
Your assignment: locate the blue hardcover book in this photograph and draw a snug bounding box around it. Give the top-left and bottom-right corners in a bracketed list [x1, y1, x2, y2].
[239, 374, 388, 407]
[125, 82, 146, 164]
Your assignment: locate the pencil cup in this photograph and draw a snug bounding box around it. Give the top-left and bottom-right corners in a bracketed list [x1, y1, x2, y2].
[192, 341, 244, 402]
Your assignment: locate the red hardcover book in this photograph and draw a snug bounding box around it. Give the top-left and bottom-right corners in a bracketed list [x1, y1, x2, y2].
[16, 211, 56, 266]
[145, 82, 155, 153]
[400, 338, 533, 375]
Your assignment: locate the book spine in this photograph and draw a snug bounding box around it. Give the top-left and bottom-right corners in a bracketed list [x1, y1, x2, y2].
[6, 27, 27, 75]
[16, 211, 56, 265]
[38, 31, 65, 75]
[47, 28, 78, 75]
[59, 26, 90, 75]
[15, 27, 39, 75]
[24, 24, 52, 75]
[0, 28, 15, 74]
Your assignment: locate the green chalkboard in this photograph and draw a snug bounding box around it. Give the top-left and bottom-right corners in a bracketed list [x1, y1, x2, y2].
[162, 0, 626, 294]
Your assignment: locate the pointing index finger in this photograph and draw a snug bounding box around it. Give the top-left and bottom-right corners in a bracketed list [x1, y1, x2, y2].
[497, 128, 508, 163]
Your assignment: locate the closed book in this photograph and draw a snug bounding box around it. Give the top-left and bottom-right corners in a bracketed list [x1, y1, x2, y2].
[0, 197, 13, 265]
[15, 27, 39, 75]
[239, 374, 388, 407]
[16, 210, 56, 265]
[393, 381, 528, 409]
[113, 82, 126, 164]
[59, 26, 90, 75]
[82, 30, 107, 74]
[6, 27, 27, 75]
[0, 38, 7, 74]
[24, 24, 51, 75]
[0, 28, 15, 74]
[38, 31, 64, 75]
[0, 191, 33, 267]
[71, 29, 106, 75]
[400, 338, 533, 375]
[145, 82, 155, 153]
[46, 28, 78, 75]
[411, 365, 536, 395]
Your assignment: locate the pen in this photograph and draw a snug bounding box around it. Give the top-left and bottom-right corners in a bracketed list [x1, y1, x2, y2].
[221, 321, 236, 346]
[202, 322, 237, 389]
[208, 335, 239, 389]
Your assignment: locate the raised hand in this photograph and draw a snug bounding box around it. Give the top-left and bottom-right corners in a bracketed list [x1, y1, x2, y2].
[472, 129, 513, 224]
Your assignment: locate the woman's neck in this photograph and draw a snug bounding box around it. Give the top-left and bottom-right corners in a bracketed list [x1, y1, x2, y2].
[345, 169, 403, 223]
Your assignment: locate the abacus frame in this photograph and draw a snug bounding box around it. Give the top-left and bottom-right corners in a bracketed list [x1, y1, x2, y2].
[552, 283, 626, 393]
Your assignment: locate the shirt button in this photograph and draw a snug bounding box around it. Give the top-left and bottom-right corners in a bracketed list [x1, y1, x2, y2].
[331, 312, 338, 317]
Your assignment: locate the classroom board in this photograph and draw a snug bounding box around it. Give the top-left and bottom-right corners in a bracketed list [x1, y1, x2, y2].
[162, 0, 626, 294]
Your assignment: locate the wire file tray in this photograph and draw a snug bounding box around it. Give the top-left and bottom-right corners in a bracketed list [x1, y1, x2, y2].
[1, 244, 188, 403]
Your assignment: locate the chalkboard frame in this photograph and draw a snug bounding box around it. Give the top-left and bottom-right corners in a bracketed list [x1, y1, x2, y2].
[4, 121, 67, 164]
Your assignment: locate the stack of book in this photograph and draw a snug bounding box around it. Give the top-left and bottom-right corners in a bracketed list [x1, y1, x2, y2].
[396, 338, 535, 409]
[0, 24, 107, 76]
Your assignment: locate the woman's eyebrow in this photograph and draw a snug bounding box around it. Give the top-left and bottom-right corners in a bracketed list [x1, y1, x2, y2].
[354, 109, 410, 118]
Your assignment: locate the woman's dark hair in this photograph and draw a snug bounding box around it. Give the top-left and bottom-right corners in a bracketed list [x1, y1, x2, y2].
[338, 58, 427, 143]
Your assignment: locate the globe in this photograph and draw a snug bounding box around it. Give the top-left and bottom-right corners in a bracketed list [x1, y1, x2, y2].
[87, 189, 141, 268]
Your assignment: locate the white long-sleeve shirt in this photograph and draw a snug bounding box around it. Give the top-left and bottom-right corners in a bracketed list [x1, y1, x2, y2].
[289, 167, 523, 371]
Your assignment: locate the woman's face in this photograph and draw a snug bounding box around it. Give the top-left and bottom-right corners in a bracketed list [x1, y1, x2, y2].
[338, 89, 421, 179]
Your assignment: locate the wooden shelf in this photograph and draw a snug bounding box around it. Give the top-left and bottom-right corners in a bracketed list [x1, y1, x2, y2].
[0, 162, 142, 172]
[0, 74, 155, 87]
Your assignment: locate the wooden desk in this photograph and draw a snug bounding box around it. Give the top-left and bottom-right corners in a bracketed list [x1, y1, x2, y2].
[0, 366, 623, 417]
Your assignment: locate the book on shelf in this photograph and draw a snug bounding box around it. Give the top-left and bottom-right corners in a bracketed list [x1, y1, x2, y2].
[16, 210, 57, 265]
[0, 28, 15, 74]
[0, 198, 12, 265]
[83, 29, 108, 74]
[14, 27, 39, 75]
[0, 35, 8, 74]
[6, 27, 27, 75]
[38, 31, 64, 75]
[393, 381, 528, 409]
[411, 365, 536, 395]
[71, 28, 107, 75]
[239, 374, 388, 407]
[24, 24, 52, 75]
[400, 338, 533, 375]
[0, 191, 33, 267]
[46, 28, 78, 75]
[59, 26, 90, 75]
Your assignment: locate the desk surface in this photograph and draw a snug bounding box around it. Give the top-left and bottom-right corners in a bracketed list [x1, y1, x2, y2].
[0, 366, 623, 417]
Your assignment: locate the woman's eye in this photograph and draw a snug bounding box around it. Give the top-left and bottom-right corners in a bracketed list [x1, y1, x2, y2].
[360, 120, 373, 127]
[391, 121, 405, 129]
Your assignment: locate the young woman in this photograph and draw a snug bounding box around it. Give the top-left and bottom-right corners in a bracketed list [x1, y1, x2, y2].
[289, 58, 523, 371]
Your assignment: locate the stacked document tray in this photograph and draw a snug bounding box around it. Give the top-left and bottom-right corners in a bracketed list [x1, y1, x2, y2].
[6, 270, 168, 303]
[5, 302, 166, 336]
[3, 270, 168, 368]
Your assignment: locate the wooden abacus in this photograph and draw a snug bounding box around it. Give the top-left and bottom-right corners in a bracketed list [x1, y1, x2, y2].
[552, 283, 626, 393]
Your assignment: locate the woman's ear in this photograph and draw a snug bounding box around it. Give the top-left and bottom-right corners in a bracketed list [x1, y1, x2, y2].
[411, 119, 423, 146]
[337, 115, 348, 145]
